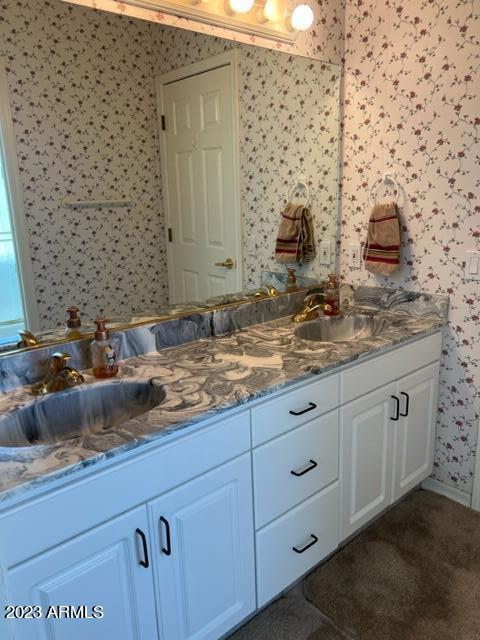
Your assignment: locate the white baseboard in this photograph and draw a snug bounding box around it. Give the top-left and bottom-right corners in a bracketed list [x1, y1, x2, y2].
[421, 477, 472, 508]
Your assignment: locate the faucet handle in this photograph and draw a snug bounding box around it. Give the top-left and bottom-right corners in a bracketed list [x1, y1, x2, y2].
[17, 329, 40, 348]
[51, 352, 72, 371]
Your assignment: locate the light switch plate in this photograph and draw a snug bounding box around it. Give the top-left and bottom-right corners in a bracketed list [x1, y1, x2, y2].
[319, 241, 331, 265]
[349, 243, 362, 269]
[465, 250, 480, 280]
[247, 239, 256, 256]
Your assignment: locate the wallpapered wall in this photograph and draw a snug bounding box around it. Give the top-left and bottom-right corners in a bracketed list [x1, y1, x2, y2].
[1, 0, 341, 327]
[1, 1, 167, 327]
[340, 0, 479, 495]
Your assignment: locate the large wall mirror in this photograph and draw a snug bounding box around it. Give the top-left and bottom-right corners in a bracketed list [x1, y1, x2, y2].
[0, 0, 341, 350]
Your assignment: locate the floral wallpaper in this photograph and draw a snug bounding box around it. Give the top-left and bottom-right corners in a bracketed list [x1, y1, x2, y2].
[150, 28, 342, 288]
[0, 1, 168, 328]
[340, 0, 480, 495]
[1, 0, 341, 329]
[66, 0, 345, 66]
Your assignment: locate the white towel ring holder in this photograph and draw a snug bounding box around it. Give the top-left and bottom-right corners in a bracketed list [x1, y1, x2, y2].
[369, 171, 400, 206]
[288, 177, 311, 206]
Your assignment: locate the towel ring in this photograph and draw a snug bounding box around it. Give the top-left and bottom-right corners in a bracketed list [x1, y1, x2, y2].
[369, 172, 400, 206]
[288, 177, 311, 206]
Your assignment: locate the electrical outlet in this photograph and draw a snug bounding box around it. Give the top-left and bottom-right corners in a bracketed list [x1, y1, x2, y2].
[349, 243, 362, 269]
[319, 241, 331, 265]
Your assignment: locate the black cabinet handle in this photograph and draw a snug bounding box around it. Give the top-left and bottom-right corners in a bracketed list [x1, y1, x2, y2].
[390, 395, 400, 421]
[159, 516, 172, 556]
[293, 534, 318, 554]
[400, 391, 410, 417]
[291, 459, 318, 477]
[135, 528, 149, 568]
[289, 402, 317, 416]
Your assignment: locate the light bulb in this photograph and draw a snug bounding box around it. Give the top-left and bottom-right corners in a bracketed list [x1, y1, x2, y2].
[290, 4, 314, 30]
[263, 0, 278, 21]
[228, 0, 255, 13]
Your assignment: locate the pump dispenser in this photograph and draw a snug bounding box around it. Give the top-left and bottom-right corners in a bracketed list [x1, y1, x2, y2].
[323, 274, 340, 316]
[65, 306, 83, 339]
[90, 317, 118, 379]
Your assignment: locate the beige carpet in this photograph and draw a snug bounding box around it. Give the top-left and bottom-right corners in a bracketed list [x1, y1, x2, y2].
[227, 590, 349, 640]
[304, 490, 480, 640]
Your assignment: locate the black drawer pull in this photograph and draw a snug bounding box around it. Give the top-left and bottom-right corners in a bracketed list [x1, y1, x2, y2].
[135, 528, 149, 568]
[291, 459, 318, 477]
[400, 391, 410, 417]
[289, 402, 317, 416]
[159, 516, 172, 556]
[293, 534, 318, 554]
[390, 395, 400, 421]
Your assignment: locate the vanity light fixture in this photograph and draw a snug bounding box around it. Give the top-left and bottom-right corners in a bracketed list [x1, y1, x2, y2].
[227, 0, 255, 13]
[289, 3, 314, 31]
[72, 0, 316, 43]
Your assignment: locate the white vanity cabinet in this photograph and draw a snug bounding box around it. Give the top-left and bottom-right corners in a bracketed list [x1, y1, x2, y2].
[340, 382, 397, 539]
[148, 453, 255, 640]
[391, 362, 439, 502]
[7, 505, 158, 640]
[0, 330, 443, 640]
[340, 333, 442, 540]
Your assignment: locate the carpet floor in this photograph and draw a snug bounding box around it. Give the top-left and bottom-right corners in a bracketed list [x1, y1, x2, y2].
[305, 490, 480, 640]
[228, 490, 480, 640]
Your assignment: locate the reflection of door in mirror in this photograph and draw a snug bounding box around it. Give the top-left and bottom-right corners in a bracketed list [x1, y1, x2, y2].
[157, 52, 242, 304]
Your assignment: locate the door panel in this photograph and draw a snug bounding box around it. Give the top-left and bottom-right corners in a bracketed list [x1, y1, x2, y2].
[392, 362, 440, 502]
[161, 60, 241, 303]
[340, 383, 396, 541]
[8, 506, 157, 640]
[149, 454, 255, 640]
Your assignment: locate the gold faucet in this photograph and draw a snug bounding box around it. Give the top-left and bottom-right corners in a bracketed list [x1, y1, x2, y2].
[32, 352, 85, 396]
[292, 292, 325, 323]
[17, 330, 40, 349]
[255, 284, 280, 299]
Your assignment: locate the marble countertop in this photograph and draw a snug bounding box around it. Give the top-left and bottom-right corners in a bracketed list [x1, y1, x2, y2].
[0, 305, 446, 505]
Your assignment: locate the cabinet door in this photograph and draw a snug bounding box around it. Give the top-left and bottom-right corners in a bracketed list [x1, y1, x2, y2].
[149, 453, 255, 640]
[8, 506, 158, 640]
[392, 362, 440, 502]
[340, 383, 397, 541]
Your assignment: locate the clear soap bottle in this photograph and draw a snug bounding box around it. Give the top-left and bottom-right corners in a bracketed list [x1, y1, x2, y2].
[90, 317, 119, 379]
[65, 306, 83, 339]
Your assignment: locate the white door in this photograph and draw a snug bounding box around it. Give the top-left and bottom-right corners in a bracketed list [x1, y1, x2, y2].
[148, 454, 255, 640]
[160, 58, 241, 303]
[340, 383, 397, 541]
[392, 362, 440, 502]
[8, 506, 158, 640]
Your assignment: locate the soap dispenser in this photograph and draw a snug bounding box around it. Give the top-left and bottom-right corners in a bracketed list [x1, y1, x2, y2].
[323, 274, 340, 316]
[65, 306, 83, 339]
[90, 317, 118, 379]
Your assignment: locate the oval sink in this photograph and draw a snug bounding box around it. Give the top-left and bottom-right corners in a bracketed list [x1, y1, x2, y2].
[294, 314, 386, 343]
[0, 380, 166, 448]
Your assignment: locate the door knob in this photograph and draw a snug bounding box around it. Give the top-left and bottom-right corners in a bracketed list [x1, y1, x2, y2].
[215, 258, 234, 269]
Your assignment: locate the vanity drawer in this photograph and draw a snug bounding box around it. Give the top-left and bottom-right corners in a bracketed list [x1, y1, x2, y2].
[340, 331, 443, 404]
[251, 373, 339, 446]
[256, 482, 339, 607]
[253, 410, 338, 528]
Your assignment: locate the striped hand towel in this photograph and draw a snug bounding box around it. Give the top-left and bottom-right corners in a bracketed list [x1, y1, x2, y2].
[363, 202, 401, 275]
[275, 203, 316, 265]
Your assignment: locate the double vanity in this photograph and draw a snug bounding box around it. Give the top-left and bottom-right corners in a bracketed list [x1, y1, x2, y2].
[0, 287, 447, 640]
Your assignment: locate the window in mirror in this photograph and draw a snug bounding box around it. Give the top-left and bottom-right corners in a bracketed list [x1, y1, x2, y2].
[0, 65, 39, 346]
[0, 149, 25, 344]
